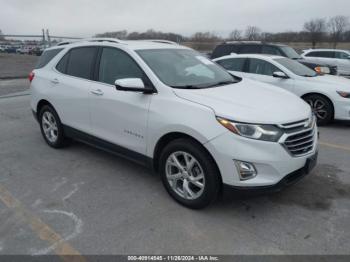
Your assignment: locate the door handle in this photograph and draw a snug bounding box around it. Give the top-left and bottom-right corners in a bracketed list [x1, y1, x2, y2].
[91, 89, 104, 96]
[51, 78, 59, 84]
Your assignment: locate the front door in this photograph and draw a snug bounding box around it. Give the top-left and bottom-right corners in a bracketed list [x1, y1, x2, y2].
[245, 58, 295, 92]
[89, 47, 153, 155]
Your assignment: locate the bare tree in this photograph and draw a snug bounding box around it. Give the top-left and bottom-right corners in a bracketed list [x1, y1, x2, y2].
[328, 16, 349, 48]
[304, 18, 327, 48]
[245, 26, 261, 41]
[0, 30, 4, 40]
[228, 29, 242, 41]
[190, 32, 220, 42]
[95, 30, 128, 39]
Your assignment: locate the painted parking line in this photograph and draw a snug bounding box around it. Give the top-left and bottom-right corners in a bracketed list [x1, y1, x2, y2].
[0, 184, 86, 262]
[319, 141, 350, 152]
[0, 92, 30, 99]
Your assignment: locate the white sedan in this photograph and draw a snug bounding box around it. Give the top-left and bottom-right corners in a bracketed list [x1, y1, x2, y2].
[213, 54, 350, 125]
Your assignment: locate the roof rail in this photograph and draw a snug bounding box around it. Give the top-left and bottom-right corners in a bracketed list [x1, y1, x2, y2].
[57, 41, 77, 46]
[138, 39, 178, 45]
[84, 38, 124, 44]
[57, 38, 124, 46]
[224, 41, 262, 44]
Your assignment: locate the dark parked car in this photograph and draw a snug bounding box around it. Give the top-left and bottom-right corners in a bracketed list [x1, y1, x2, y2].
[5, 46, 18, 54]
[211, 42, 338, 75]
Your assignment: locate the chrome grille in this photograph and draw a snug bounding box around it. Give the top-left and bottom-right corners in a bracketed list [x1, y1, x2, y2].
[280, 117, 316, 157]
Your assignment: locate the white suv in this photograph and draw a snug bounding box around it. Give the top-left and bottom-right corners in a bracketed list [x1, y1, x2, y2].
[30, 38, 318, 209]
[301, 49, 350, 77]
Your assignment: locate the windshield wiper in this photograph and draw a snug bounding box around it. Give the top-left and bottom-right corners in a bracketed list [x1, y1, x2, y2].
[301, 74, 317, 77]
[205, 80, 236, 88]
[170, 85, 203, 89]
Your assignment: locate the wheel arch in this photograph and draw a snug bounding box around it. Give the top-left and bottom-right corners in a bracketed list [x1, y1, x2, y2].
[301, 92, 335, 113]
[36, 99, 55, 118]
[152, 132, 222, 183]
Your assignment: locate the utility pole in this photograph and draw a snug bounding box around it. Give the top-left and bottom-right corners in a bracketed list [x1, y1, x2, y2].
[42, 29, 46, 47]
[46, 29, 51, 47]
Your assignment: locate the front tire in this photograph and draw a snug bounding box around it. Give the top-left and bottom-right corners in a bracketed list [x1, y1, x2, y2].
[159, 138, 221, 209]
[304, 94, 333, 125]
[39, 105, 69, 148]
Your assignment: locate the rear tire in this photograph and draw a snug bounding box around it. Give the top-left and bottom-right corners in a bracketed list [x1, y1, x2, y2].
[304, 94, 333, 126]
[159, 138, 221, 209]
[39, 105, 69, 148]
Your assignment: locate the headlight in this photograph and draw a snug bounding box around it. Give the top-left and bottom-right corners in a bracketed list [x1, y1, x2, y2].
[216, 117, 283, 142]
[337, 91, 350, 98]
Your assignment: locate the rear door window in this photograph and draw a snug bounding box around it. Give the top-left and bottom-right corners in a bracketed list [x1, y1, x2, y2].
[56, 53, 69, 73]
[238, 45, 262, 54]
[247, 58, 281, 76]
[305, 51, 320, 57]
[306, 51, 335, 58]
[211, 45, 238, 59]
[35, 48, 63, 69]
[262, 46, 282, 55]
[216, 58, 246, 72]
[335, 52, 349, 59]
[65, 47, 98, 79]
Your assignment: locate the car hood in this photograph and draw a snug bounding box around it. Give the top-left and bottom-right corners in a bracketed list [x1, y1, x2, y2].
[173, 78, 311, 124]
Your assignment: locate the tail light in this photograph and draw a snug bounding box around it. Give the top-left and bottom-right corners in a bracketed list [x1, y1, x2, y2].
[314, 66, 330, 75]
[28, 71, 35, 83]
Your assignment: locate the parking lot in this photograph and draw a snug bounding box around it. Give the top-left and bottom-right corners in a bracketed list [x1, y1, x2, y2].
[0, 80, 349, 257]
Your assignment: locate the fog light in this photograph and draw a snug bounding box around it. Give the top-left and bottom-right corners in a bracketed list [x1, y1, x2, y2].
[234, 160, 257, 181]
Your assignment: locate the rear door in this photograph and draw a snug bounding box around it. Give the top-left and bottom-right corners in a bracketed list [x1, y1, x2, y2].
[334, 51, 350, 75]
[245, 58, 295, 92]
[52, 46, 98, 133]
[310, 51, 335, 65]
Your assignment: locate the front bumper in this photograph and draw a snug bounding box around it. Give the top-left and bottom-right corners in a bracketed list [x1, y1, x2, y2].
[204, 127, 318, 188]
[223, 151, 318, 193]
[334, 99, 350, 120]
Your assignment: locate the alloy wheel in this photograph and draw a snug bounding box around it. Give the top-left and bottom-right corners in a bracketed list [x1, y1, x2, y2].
[165, 151, 205, 200]
[42, 111, 59, 143]
[306, 99, 328, 120]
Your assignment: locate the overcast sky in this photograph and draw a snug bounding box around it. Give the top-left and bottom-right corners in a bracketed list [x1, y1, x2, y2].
[1, 0, 349, 38]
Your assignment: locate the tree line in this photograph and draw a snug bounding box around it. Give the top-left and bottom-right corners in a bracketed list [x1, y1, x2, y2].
[1, 15, 349, 48]
[95, 16, 350, 48]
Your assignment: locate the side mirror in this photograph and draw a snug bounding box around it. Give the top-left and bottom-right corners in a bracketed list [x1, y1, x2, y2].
[273, 71, 289, 79]
[115, 78, 155, 94]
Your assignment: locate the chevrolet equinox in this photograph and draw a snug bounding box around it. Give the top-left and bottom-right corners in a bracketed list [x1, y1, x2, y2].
[30, 38, 318, 209]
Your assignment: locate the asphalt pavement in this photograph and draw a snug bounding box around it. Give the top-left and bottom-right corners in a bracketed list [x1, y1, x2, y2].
[0, 89, 349, 256]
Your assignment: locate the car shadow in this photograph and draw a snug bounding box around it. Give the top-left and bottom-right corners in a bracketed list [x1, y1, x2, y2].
[327, 120, 350, 128]
[214, 163, 350, 213]
[70, 140, 350, 215]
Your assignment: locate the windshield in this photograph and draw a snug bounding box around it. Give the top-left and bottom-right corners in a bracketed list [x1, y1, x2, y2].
[275, 58, 317, 77]
[137, 49, 236, 89]
[280, 46, 301, 60]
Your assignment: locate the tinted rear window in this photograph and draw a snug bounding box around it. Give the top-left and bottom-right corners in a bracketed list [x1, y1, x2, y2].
[216, 58, 246, 72]
[238, 45, 261, 54]
[35, 48, 63, 69]
[211, 44, 238, 59]
[306, 51, 334, 58]
[56, 52, 69, 74]
[262, 45, 282, 55]
[66, 47, 98, 79]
